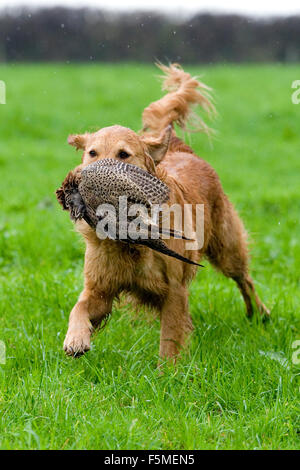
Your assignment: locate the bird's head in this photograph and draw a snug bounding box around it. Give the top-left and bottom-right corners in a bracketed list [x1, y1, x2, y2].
[67, 124, 172, 176]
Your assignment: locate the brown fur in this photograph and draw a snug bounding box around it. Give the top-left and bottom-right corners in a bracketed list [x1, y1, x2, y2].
[60, 64, 269, 361]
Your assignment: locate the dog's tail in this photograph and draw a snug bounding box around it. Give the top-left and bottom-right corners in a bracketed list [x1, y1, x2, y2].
[142, 63, 216, 136]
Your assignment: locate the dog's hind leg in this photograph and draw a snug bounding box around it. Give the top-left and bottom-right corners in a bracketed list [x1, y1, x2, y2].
[206, 202, 270, 319]
[232, 274, 270, 319]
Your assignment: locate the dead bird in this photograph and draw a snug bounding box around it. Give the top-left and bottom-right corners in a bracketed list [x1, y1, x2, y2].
[56, 158, 202, 267]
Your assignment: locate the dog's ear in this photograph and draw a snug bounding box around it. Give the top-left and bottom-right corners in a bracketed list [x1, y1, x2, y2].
[141, 125, 172, 164]
[68, 133, 88, 150]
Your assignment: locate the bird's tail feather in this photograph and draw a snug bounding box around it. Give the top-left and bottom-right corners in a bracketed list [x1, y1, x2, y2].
[140, 239, 203, 267]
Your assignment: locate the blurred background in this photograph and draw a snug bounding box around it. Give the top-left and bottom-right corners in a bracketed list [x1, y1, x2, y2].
[1, 0, 300, 63]
[1, 1, 300, 451]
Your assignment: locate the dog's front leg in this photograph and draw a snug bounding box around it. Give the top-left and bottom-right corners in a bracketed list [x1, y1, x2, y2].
[63, 289, 113, 357]
[159, 285, 193, 362]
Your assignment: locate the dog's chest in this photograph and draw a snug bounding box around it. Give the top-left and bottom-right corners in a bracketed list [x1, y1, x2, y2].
[94, 239, 167, 295]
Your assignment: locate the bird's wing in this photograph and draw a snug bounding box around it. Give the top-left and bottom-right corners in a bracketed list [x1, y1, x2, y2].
[80, 159, 169, 207]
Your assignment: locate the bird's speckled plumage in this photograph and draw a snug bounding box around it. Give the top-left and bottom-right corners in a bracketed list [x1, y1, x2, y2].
[57, 158, 201, 266]
[79, 159, 170, 227]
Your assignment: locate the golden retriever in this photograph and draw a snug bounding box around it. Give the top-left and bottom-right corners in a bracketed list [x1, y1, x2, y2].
[57, 64, 269, 362]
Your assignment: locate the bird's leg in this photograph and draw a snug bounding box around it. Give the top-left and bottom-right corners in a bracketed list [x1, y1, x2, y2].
[159, 285, 193, 363]
[63, 288, 113, 357]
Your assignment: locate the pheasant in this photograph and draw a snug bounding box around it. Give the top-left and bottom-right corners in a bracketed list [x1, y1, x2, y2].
[56, 159, 202, 266]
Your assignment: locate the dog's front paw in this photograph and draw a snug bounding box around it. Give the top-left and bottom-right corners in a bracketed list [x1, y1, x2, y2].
[63, 327, 91, 357]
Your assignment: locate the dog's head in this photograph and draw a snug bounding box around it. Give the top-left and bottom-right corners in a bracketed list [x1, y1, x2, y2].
[68, 125, 172, 175]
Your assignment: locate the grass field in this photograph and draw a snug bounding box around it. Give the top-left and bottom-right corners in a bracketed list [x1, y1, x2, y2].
[0, 63, 299, 450]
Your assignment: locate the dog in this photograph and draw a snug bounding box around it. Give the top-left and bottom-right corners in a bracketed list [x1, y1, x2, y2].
[57, 63, 270, 361]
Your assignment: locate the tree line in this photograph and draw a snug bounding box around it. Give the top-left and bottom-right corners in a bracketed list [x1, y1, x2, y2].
[0, 7, 299, 63]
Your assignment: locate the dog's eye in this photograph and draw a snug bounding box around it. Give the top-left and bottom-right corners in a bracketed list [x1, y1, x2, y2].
[89, 150, 97, 157]
[118, 150, 130, 159]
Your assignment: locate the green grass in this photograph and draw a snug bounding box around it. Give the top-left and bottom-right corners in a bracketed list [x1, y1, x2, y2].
[0, 63, 299, 450]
